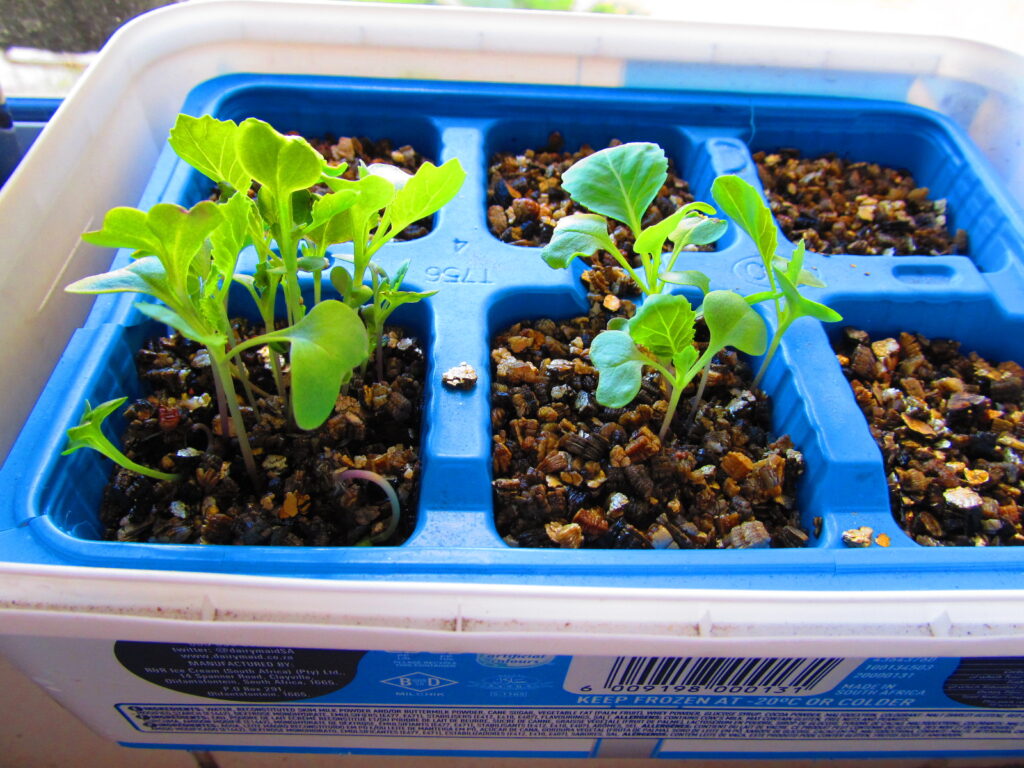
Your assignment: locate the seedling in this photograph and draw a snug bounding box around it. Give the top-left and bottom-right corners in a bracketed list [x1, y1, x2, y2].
[322, 158, 464, 368]
[336, 468, 402, 545]
[591, 292, 767, 440]
[168, 114, 464, 366]
[64, 115, 463, 543]
[63, 398, 179, 482]
[66, 198, 368, 481]
[540, 142, 726, 296]
[711, 174, 842, 386]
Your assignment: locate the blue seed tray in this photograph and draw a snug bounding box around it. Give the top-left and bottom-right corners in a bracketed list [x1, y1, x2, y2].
[0, 98, 61, 189]
[3, 75, 1024, 590]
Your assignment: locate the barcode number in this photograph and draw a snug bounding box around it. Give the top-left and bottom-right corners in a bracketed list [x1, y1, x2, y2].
[567, 655, 852, 696]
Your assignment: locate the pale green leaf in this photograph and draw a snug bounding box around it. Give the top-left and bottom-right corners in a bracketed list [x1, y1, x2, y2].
[744, 289, 782, 305]
[309, 189, 360, 230]
[134, 301, 224, 348]
[81, 207, 161, 253]
[168, 114, 251, 194]
[65, 256, 170, 301]
[562, 142, 667, 232]
[670, 215, 728, 248]
[711, 175, 777, 262]
[633, 202, 719, 257]
[772, 240, 826, 288]
[660, 270, 711, 295]
[628, 293, 696, 360]
[672, 345, 699, 377]
[237, 118, 323, 196]
[702, 289, 768, 356]
[255, 300, 369, 429]
[63, 397, 179, 481]
[209, 192, 254, 282]
[326, 174, 395, 248]
[321, 160, 348, 178]
[304, 188, 360, 247]
[589, 329, 650, 408]
[84, 202, 223, 293]
[329, 266, 373, 306]
[774, 268, 844, 323]
[297, 254, 329, 272]
[386, 159, 466, 236]
[540, 213, 615, 269]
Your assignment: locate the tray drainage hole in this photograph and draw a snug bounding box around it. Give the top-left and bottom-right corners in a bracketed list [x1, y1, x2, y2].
[892, 264, 955, 285]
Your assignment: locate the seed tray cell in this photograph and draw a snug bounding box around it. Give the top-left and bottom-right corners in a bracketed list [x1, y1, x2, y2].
[3, 75, 1024, 590]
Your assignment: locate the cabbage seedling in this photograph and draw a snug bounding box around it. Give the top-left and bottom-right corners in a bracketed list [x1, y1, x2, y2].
[63, 398, 178, 482]
[63, 115, 463, 544]
[591, 291, 767, 440]
[539, 142, 726, 296]
[322, 159, 464, 370]
[67, 199, 368, 481]
[711, 174, 842, 386]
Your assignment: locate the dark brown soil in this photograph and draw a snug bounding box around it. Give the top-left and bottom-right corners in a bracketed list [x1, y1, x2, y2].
[491, 301, 808, 550]
[487, 133, 711, 257]
[755, 149, 967, 256]
[834, 327, 1024, 547]
[305, 134, 427, 179]
[99, 320, 424, 546]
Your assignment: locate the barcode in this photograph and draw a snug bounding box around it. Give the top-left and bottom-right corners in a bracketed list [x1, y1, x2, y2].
[564, 655, 859, 696]
[605, 656, 841, 690]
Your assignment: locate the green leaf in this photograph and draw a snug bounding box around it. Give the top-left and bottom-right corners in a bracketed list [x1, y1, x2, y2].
[297, 254, 329, 272]
[83, 202, 224, 292]
[326, 173, 395, 250]
[63, 398, 178, 481]
[562, 142, 667, 232]
[540, 213, 615, 269]
[774, 268, 844, 323]
[255, 186, 279, 230]
[633, 203, 718, 257]
[82, 207, 162, 253]
[744, 289, 782, 305]
[385, 159, 466, 236]
[378, 287, 437, 311]
[237, 118, 323, 196]
[309, 189, 360, 230]
[134, 301, 224, 348]
[670, 215, 728, 248]
[627, 293, 696, 360]
[329, 266, 373, 306]
[390, 259, 411, 289]
[168, 114, 251, 195]
[290, 188, 313, 230]
[772, 240, 826, 288]
[702, 290, 768, 357]
[321, 160, 348, 178]
[672, 345, 699, 377]
[65, 256, 171, 301]
[788, 237, 806, 277]
[304, 188, 360, 247]
[660, 270, 710, 296]
[711, 175, 777, 262]
[253, 300, 369, 429]
[209, 192, 254, 285]
[589, 329, 650, 408]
